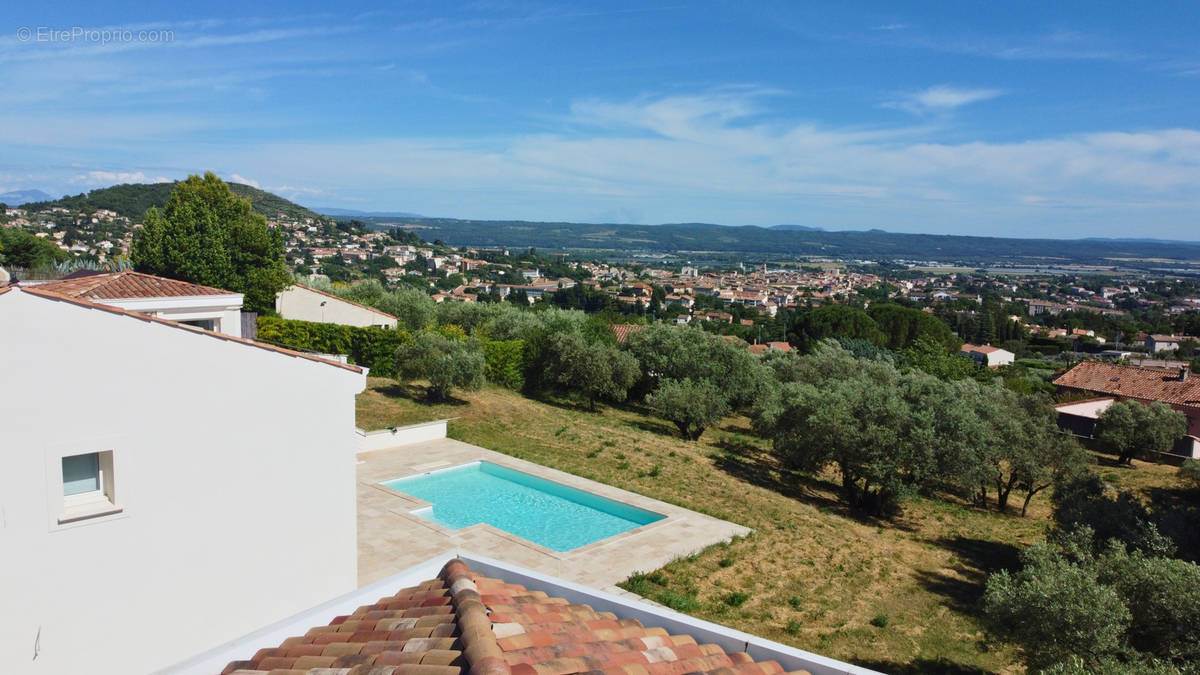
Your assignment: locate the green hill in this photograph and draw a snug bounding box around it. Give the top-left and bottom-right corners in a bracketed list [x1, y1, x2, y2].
[24, 182, 323, 222]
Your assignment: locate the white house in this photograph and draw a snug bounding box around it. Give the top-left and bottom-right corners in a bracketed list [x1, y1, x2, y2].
[29, 270, 246, 336]
[1147, 334, 1181, 353]
[960, 343, 1016, 368]
[275, 283, 398, 328]
[0, 283, 366, 674]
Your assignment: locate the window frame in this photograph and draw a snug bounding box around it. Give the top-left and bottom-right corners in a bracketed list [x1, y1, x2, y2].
[46, 441, 125, 529]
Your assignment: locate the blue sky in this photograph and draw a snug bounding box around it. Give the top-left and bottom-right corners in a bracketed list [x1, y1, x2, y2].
[2, 1, 1198, 239]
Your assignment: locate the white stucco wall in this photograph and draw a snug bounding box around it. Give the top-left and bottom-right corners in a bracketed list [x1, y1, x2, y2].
[276, 285, 398, 328]
[103, 294, 245, 338]
[985, 349, 1015, 367]
[355, 420, 448, 453]
[0, 288, 365, 674]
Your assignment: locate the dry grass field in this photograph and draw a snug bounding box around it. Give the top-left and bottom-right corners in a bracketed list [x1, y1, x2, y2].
[356, 378, 1188, 674]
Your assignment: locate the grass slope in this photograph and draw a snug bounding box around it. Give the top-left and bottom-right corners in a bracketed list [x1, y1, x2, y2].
[356, 379, 1187, 674]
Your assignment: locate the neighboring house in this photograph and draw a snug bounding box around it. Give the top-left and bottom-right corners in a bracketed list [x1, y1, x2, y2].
[1054, 395, 1199, 461]
[750, 341, 793, 355]
[276, 284, 398, 328]
[1054, 397, 1118, 438]
[960, 343, 1015, 368]
[29, 270, 245, 336]
[1054, 361, 1200, 455]
[1146, 334, 1181, 353]
[0, 284, 366, 674]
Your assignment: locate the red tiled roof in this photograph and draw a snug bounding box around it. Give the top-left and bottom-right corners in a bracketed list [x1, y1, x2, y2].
[1054, 361, 1200, 410]
[222, 560, 812, 675]
[32, 270, 239, 300]
[611, 324, 647, 344]
[960, 343, 1002, 354]
[14, 285, 362, 374]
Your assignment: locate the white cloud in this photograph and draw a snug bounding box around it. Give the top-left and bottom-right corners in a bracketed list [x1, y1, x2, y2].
[912, 85, 1004, 108]
[229, 173, 260, 188]
[887, 85, 1005, 115]
[18, 90, 1200, 237]
[69, 171, 169, 186]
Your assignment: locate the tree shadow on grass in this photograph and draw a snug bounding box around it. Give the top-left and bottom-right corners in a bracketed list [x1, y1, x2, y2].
[915, 536, 1022, 618]
[853, 658, 993, 675]
[630, 418, 683, 438]
[706, 438, 929, 530]
[373, 382, 469, 407]
[708, 439, 853, 515]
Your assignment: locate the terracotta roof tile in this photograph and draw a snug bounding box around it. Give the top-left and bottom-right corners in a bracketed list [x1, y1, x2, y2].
[221, 560, 814, 675]
[32, 270, 239, 300]
[611, 324, 647, 344]
[1054, 361, 1200, 410]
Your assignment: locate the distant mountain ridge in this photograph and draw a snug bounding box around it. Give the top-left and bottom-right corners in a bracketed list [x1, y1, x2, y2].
[0, 189, 53, 206]
[22, 182, 323, 221]
[354, 215, 1200, 265]
[313, 206, 425, 218]
[770, 224, 824, 232]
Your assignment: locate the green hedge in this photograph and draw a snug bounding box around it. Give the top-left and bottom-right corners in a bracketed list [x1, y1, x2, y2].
[257, 316, 408, 377]
[482, 339, 525, 390]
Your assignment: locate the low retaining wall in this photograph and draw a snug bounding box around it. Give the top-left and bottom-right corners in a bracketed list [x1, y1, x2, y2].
[355, 419, 448, 453]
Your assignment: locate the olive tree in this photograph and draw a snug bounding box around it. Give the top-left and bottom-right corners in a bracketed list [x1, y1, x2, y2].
[1095, 400, 1188, 465]
[395, 331, 485, 401]
[648, 378, 730, 441]
[541, 330, 639, 411]
[982, 537, 1132, 671]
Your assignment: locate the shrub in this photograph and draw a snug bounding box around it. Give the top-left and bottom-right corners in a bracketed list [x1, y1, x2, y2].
[257, 316, 407, 376]
[481, 339, 525, 390]
[658, 591, 699, 612]
[724, 591, 751, 607]
[1179, 459, 1200, 489]
[870, 614, 889, 628]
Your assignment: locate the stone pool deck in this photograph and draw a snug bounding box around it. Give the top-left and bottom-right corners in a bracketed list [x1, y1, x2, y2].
[357, 438, 751, 591]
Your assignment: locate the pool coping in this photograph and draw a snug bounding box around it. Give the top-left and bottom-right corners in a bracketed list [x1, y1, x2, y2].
[367, 459, 678, 561]
[357, 437, 754, 588]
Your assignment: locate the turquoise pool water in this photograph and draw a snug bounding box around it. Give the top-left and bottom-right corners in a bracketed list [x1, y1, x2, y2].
[381, 461, 664, 551]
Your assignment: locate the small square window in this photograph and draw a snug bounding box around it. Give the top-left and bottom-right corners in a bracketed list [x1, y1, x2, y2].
[62, 452, 100, 496]
[58, 450, 119, 523]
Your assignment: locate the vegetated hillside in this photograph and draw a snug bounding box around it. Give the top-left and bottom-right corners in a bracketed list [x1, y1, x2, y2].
[23, 182, 322, 221]
[363, 216, 1200, 265]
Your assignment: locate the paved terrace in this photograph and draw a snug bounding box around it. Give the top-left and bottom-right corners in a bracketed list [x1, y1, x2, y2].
[358, 438, 751, 591]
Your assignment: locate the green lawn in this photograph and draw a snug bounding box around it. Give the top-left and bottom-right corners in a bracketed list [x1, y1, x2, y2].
[356, 378, 1188, 674]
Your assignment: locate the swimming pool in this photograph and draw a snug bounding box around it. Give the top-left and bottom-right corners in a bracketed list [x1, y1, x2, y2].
[381, 461, 665, 552]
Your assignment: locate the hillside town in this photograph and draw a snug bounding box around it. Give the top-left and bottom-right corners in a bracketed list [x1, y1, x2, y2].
[5, 199, 1199, 368]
